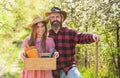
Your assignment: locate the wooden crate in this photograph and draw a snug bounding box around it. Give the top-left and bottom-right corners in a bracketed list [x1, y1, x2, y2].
[24, 58, 56, 70]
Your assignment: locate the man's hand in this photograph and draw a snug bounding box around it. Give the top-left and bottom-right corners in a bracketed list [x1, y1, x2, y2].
[93, 34, 101, 42]
[53, 52, 59, 58]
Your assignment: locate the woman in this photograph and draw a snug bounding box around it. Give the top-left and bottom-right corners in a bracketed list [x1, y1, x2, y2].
[21, 15, 59, 78]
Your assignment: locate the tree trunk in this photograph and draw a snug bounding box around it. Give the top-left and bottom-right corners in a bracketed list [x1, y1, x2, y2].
[85, 25, 88, 68]
[85, 50, 87, 67]
[116, 23, 120, 78]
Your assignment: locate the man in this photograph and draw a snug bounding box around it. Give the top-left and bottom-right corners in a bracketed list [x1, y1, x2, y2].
[45, 7, 100, 78]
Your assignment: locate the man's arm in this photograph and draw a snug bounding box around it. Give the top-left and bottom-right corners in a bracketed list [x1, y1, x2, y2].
[73, 30, 100, 44]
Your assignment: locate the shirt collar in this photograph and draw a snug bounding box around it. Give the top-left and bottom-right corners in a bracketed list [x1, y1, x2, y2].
[49, 27, 64, 34]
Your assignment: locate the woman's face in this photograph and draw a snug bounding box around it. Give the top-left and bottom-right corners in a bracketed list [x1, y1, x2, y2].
[36, 22, 45, 37]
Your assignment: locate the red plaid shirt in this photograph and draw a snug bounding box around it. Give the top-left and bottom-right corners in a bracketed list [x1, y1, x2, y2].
[49, 27, 95, 78]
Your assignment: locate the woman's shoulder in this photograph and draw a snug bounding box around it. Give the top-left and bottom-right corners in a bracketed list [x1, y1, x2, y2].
[46, 37, 55, 48]
[47, 37, 54, 41]
[24, 36, 30, 41]
[46, 37, 54, 43]
[22, 36, 30, 48]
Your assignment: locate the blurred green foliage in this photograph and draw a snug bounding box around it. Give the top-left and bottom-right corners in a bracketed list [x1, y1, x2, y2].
[0, 0, 119, 78]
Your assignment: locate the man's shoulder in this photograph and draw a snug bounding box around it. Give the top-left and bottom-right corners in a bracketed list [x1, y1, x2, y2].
[62, 26, 71, 31]
[62, 26, 76, 32]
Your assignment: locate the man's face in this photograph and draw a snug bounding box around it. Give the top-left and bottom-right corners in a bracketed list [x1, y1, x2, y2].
[50, 12, 62, 30]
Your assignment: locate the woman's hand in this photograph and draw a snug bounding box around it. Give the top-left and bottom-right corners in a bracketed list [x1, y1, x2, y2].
[53, 52, 59, 58]
[20, 52, 27, 62]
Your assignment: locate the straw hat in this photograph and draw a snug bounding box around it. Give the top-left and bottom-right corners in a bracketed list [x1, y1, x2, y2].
[45, 7, 67, 21]
[29, 15, 48, 28]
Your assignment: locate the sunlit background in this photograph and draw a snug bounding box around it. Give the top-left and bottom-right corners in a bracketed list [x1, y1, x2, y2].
[0, 0, 120, 78]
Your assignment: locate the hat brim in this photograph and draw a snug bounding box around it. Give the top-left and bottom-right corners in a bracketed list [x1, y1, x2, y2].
[28, 19, 49, 29]
[45, 11, 67, 21]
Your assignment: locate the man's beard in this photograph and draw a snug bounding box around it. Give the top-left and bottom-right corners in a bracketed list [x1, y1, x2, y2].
[51, 20, 62, 30]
